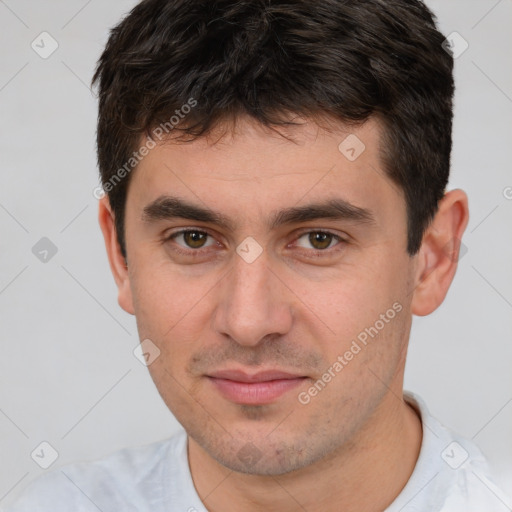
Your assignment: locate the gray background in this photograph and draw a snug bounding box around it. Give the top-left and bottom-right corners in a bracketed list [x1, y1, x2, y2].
[0, 0, 511, 507]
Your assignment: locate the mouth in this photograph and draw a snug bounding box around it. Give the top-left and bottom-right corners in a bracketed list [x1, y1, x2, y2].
[206, 369, 308, 405]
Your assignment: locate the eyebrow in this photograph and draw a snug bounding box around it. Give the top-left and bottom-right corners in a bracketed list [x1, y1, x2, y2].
[142, 195, 375, 230]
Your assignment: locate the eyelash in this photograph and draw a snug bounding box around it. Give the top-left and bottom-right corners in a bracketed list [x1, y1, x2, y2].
[163, 228, 348, 258]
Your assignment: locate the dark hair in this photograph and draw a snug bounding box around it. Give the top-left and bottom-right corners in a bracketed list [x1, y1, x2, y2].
[92, 0, 454, 258]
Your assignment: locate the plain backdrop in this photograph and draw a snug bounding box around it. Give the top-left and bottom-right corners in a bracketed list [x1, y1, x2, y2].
[0, 0, 511, 507]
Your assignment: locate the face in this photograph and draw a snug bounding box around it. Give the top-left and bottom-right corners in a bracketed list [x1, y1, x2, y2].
[116, 116, 418, 475]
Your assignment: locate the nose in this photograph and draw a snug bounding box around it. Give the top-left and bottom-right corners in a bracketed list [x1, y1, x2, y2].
[212, 247, 293, 347]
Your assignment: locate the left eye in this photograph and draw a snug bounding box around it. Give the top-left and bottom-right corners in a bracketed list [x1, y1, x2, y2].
[170, 230, 216, 249]
[295, 231, 342, 251]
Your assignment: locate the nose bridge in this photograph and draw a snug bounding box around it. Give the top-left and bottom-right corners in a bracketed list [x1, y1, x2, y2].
[231, 252, 272, 309]
[213, 249, 292, 345]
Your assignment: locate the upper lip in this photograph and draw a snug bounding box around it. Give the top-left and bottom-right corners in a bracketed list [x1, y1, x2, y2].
[207, 369, 306, 383]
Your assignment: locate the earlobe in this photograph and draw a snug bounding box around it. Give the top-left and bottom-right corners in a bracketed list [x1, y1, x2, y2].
[98, 197, 135, 315]
[411, 189, 469, 316]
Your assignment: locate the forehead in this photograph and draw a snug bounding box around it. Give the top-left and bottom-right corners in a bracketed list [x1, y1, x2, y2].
[127, 116, 402, 226]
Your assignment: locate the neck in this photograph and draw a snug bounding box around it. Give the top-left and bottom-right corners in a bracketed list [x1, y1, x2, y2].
[188, 390, 422, 512]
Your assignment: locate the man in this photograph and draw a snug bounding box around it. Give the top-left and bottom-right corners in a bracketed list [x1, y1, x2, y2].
[4, 0, 510, 511]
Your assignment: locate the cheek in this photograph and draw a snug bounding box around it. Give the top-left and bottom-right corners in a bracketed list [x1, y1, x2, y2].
[291, 263, 395, 329]
[295, 259, 409, 368]
[129, 264, 218, 370]
[130, 271, 172, 337]
[130, 257, 209, 330]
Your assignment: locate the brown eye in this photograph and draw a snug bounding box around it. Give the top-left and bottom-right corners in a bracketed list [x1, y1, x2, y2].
[168, 230, 215, 251]
[182, 230, 208, 248]
[308, 232, 333, 250]
[295, 231, 340, 251]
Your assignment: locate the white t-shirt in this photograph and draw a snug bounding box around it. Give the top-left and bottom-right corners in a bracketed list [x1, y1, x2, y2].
[2, 392, 510, 512]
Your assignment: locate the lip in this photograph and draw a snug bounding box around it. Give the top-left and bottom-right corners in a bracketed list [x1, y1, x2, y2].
[207, 369, 307, 405]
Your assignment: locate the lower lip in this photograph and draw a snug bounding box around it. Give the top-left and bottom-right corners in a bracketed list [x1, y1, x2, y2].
[208, 377, 307, 405]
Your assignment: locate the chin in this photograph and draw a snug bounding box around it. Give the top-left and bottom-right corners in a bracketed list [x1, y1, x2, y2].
[194, 430, 322, 476]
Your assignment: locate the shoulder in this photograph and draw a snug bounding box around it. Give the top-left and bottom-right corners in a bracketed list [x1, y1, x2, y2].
[399, 392, 511, 511]
[2, 430, 187, 512]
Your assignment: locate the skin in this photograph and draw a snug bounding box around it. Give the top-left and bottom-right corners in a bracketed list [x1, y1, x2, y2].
[99, 115, 469, 512]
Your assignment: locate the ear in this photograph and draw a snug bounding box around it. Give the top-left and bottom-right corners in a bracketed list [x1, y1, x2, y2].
[411, 189, 469, 316]
[98, 197, 135, 315]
